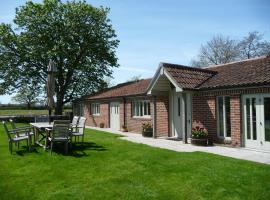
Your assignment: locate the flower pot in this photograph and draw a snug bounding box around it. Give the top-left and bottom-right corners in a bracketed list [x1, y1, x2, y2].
[100, 123, 105, 128]
[191, 138, 208, 146]
[142, 129, 153, 137]
[121, 128, 128, 132]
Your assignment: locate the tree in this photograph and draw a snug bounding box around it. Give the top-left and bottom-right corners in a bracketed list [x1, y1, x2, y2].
[191, 35, 240, 67]
[127, 75, 142, 82]
[238, 31, 270, 59]
[11, 84, 41, 109]
[191, 32, 270, 68]
[0, 0, 119, 114]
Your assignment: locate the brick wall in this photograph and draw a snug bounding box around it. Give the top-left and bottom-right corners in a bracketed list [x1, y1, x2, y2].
[84, 102, 110, 128]
[192, 95, 217, 142]
[193, 87, 270, 147]
[125, 97, 153, 134]
[156, 96, 169, 137]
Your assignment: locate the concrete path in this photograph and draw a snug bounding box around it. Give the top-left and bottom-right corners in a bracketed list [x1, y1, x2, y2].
[86, 126, 270, 165]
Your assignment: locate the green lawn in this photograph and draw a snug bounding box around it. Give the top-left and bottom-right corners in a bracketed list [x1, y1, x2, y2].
[0, 109, 72, 116]
[0, 124, 270, 200]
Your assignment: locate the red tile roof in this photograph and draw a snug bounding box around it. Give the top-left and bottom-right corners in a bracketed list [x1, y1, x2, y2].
[78, 56, 270, 101]
[199, 56, 270, 89]
[162, 63, 216, 89]
[85, 78, 152, 100]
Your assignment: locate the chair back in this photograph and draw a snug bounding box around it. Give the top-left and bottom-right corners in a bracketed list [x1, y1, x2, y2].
[2, 121, 12, 140]
[51, 121, 70, 139]
[35, 115, 49, 123]
[9, 119, 16, 129]
[71, 116, 79, 126]
[77, 117, 86, 134]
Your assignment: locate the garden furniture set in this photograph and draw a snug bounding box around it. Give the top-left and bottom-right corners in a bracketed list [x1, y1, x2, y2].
[2, 116, 86, 154]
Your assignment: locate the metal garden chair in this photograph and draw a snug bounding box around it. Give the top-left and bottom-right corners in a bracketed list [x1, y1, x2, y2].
[46, 120, 71, 154]
[71, 117, 86, 142]
[2, 121, 31, 154]
[9, 119, 35, 143]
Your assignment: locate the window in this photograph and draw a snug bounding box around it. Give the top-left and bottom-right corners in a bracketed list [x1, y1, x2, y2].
[217, 96, 231, 138]
[132, 100, 151, 117]
[91, 103, 100, 115]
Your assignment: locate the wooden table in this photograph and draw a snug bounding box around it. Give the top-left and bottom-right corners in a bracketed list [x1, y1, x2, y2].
[30, 122, 53, 150]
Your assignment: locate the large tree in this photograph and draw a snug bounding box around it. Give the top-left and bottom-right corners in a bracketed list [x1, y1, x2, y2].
[0, 0, 119, 114]
[191, 32, 270, 68]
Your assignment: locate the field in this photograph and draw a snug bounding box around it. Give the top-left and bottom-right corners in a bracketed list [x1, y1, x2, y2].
[0, 109, 72, 116]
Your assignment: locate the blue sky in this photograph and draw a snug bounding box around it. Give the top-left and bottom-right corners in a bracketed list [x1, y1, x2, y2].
[0, 0, 270, 103]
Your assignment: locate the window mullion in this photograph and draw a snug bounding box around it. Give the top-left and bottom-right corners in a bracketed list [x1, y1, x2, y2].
[223, 97, 227, 138]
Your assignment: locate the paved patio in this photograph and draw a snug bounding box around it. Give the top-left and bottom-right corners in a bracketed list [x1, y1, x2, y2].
[87, 126, 270, 165]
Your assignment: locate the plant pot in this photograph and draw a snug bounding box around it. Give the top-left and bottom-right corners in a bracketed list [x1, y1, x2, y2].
[142, 129, 153, 137]
[100, 123, 105, 128]
[121, 128, 128, 132]
[191, 138, 208, 146]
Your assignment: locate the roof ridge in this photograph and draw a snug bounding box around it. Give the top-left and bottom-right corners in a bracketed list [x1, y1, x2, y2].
[205, 55, 267, 69]
[161, 62, 217, 74]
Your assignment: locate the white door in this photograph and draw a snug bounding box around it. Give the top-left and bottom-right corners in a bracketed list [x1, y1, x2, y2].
[243, 94, 270, 151]
[261, 94, 270, 150]
[110, 102, 120, 130]
[173, 92, 182, 138]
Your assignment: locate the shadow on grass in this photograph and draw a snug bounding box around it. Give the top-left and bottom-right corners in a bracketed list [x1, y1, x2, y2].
[49, 141, 107, 157]
[12, 141, 106, 157]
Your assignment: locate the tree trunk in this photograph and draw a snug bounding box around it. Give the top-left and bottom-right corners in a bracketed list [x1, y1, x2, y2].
[55, 100, 63, 115]
[27, 102, 31, 110]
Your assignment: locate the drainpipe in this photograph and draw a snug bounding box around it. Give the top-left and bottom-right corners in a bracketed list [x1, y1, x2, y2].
[153, 95, 157, 138]
[123, 97, 126, 126]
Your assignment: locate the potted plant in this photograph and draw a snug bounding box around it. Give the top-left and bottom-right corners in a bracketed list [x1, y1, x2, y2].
[100, 122, 105, 128]
[191, 126, 208, 146]
[142, 122, 153, 137]
[121, 125, 128, 132]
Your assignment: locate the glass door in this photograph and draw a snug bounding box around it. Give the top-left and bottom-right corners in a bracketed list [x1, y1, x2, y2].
[243, 95, 260, 149]
[243, 93, 270, 151]
[261, 94, 270, 151]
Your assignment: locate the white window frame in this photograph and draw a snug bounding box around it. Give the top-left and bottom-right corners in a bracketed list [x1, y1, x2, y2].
[91, 103, 100, 116]
[216, 96, 231, 139]
[132, 100, 151, 118]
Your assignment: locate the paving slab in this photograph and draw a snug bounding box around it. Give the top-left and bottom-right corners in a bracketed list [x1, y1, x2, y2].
[86, 126, 270, 165]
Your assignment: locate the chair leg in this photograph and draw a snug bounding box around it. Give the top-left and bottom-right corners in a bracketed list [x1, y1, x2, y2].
[26, 139, 29, 152]
[9, 142, 12, 154]
[50, 141, 53, 155]
[65, 142, 68, 155]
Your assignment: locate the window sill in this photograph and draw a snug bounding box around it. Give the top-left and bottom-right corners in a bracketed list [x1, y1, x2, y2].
[92, 114, 100, 117]
[132, 116, 151, 120]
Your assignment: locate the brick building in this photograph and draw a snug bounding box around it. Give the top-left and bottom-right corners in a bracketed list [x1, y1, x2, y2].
[74, 56, 270, 151]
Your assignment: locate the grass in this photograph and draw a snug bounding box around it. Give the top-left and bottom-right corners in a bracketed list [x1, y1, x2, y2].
[0, 109, 72, 116]
[0, 124, 270, 200]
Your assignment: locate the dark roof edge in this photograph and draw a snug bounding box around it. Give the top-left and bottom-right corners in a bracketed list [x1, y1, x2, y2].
[161, 62, 217, 74]
[198, 82, 270, 91]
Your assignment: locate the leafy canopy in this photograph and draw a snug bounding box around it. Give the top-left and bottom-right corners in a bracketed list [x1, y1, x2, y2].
[0, 0, 119, 113]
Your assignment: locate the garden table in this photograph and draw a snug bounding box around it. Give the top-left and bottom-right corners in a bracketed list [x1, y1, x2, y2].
[30, 122, 53, 150]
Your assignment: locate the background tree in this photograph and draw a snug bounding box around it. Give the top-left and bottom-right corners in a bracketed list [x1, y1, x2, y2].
[11, 84, 41, 109]
[238, 31, 270, 59]
[191, 32, 270, 68]
[0, 0, 119, 114]
[191, 35, 240, 67]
